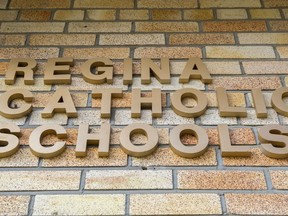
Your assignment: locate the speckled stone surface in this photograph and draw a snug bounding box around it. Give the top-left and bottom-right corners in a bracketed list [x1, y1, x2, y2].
[203, 21, 267, 32]
[71, 110, 109, 125]
[201, 109, 238, 125]
[0, 171, 81, 191]
[225, 194, 288, 215]
[200, 0, 261, 8]
[115, 109, 152, 125]
[243, 61, 288, 74]
[29, 111, 68, 125]
[134, 47, 202, 58]
[184, 9, 214, 20]
[33, 194, 125, 215]
[178, 170, 266, 189]
[239, 33, 288, 44]
[270, 170, 288, 189]
[42, 148, 127, 167]
[130, 193, 222, 215]
[217, 9, 248, 19]
[87, 10, 116, 20]
[132, 147, 217, 166]
[0, 148, 38, 167]
[277, 46, 288, 58]
[0, 196, 30, 216]
[240, 109, 279, 125]
[85, 170, 172, 189]
[250, 9, 281, 19]
[155, 110, 195, 125]
[100, 34, 165, 45]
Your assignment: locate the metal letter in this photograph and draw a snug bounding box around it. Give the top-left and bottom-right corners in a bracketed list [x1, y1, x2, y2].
[0, 89, 33, 119]
[5, 58, 37, 85]
[120, 123, 158, 157]
[131, 88, 162, 118]
[0, 123, 20, 158]
[170, 124, 208, 158]
[29, 124, 67, 158]
[251, 88, 268, 118]
[271, 87, 288, 117]
[170, 88, 207, 117]
[141, 58, 170, 84]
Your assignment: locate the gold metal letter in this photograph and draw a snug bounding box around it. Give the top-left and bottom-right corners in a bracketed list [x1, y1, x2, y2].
[170, 124, 208, 158]
[0, 123, 20, 158]
[131, 88, 162, 118]
[42, 87, 77, 118]
[5, 58, 37, 85]
[251, 88, 267, 118]
[271, 87, 288, 117]
[0, 89, 33, 119]
[218, 124, 251, 157]
[258, 124, 288, 159]
[179, 58, 212, 84]
[141, 58, 170, 84]
[81, 58, 113, 84]
[92, 88, 123, 118]
[170, 88, 207, 117]
[44, 58, 74, 84]
[29, 124, 67, 158]
[119, 123, 158, 157]
[75, 123, 111, 157]
[216, 87, 247, 117]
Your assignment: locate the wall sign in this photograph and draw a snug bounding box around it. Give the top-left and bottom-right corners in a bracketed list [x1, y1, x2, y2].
[0, 58, 287, 159]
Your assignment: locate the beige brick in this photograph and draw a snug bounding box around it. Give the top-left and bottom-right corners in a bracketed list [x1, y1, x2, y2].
[63, 48, 129, 59]
[203, 21, 267, 32]
[0, 171, 80, 191]
[136, 22, 198, 32]
[120, 9, 149, 20]
[30, 34, 96, 46]
[250, 9, 281, 19]
[226, 194, 288, 215]
[208, 76, 281, 90]
[72, 110, 109, 126]
[115, 109, 152, 125]
[138, 0, 197, 8]
[277, 46, 288, 58]
[33, 195, 125, 215]
[0, 196, 29, 216]
[54, 10, 84, 20]
[243, 61, 288, 74]
[0, 0, 8, 9]
[0, 114, 26, 125]
[87, 10, 115, 20]
[178, 170, 266, 190]
[0, 148, 38, 167]
[1, 22, 65, 33]
[239, 33, 288, 44]
[264, 0, 288, 7]
[134, 47, 202, 58]
[92, 92, 166, 108]
[20, 10, 51, 21]
[85, 170, 172, 189]
[284, 9, 288, 19]
[223, 148, 288, 166]
[69, 22, 131, 32]
[240, 109, 279, 125]
[217, 9, 248, 19]
[100, 34, 165, 45]
[131, 77, 204, 91]
[0, 35, 25, 46]
[0, 78, 51, 91]
[130, 194, 221, 215]
[200, 0, 261, 8]
[206, 46, 275, 59]
[152, 9, 181, 20]
[184, 9, 214, 20]
[155, 110, 195, 125]
[0, 48, 59, 59]
[270, 170, 288, 189]
[59, 77, 128, 91]
[132, 147, 217, 166]
[74, 0, 134, 8]
[29, 111, 68, 125]
[0, 10, 18, 21]
[270, 21, 288, 31]
[170, 61, 241, 74]
[170, 33, 235, 45]
[201, 109, 237, 125]
[42, 148, 127, 167]
[10, 0, 70, 8]
[247, 92, 273, 107]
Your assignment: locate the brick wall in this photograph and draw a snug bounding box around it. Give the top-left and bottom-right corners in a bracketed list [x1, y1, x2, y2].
[1, 0, 288, 215]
